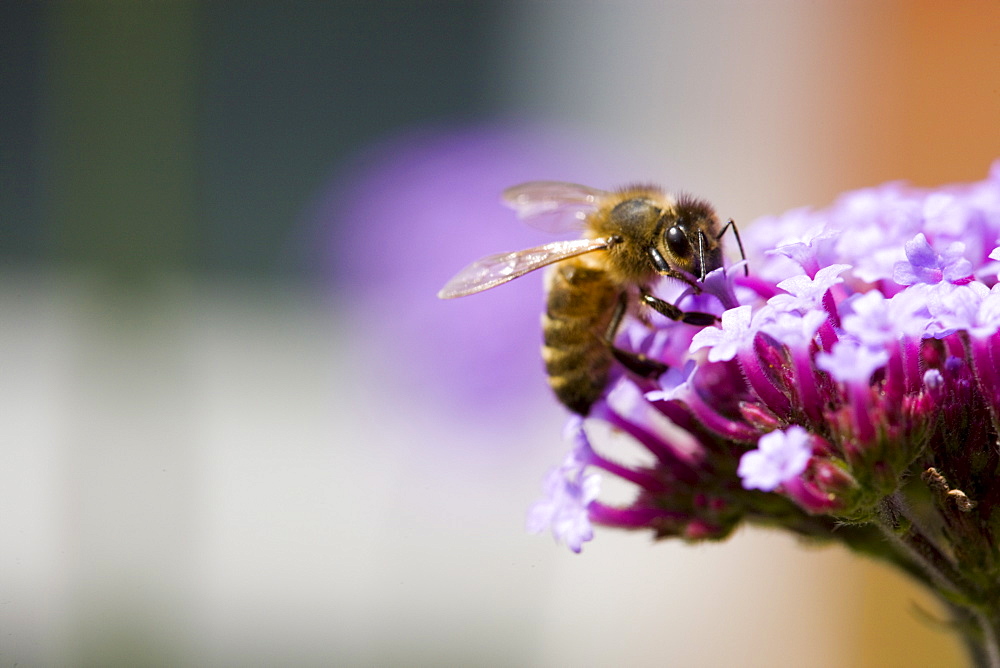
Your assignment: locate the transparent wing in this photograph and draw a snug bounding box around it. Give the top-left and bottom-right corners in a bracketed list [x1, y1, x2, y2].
[502, 181, 611, 233]
[438, 237, 612, 299]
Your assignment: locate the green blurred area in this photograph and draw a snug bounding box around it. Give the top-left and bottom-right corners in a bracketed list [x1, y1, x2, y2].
[2, 1, 498, 282]
[45, 2, 198, 281]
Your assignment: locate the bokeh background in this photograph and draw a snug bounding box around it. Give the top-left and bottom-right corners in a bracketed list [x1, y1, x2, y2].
[3, 2, 999, 666]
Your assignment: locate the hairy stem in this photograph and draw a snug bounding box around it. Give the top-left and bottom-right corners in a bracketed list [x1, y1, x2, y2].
[875, 493, 1000, 667]
[974, 608, 1000, 668]
[875, 493, 971, 601]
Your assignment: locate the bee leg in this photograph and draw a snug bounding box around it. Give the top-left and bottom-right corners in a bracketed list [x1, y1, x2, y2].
[610, 346, 669, 378]
[641, 291, 718, 326]
[604, 294, 669, 378]
[651, 261, 703, 293]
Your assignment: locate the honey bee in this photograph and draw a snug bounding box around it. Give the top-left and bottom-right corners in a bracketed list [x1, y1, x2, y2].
[438, 181, 743, 415]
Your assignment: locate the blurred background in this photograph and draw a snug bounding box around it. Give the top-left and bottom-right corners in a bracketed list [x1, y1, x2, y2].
[2, 1, 998, 665]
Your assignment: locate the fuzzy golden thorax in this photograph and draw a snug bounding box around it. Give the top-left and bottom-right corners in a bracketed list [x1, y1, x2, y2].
[587, 187, 722, 284]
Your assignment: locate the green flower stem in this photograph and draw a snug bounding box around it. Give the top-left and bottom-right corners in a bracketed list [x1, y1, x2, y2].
[876, 494, 969, 598]
[973, 608, 1000, 668]
[875, 493, 999, 668]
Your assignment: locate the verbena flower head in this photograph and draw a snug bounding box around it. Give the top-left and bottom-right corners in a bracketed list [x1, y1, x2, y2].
[530, 162, 1000, 557]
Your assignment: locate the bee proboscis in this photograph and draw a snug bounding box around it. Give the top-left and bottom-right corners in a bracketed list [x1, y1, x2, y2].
[438, 181, 743, 415]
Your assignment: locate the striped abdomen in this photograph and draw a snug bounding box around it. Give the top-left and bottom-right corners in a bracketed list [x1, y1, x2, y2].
[541, 258, 621, 415]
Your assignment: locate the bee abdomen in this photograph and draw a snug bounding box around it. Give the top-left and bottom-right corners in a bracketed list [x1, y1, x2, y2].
[542, 338, 612, 415]
[542, 261, 620, 415]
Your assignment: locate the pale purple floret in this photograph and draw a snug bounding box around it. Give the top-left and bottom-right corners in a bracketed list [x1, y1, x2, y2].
[931, 282, 1000, 341]
[526, 419, 600, 552]
[839, 291, 904, 347]
[769, 264, 850, 313]
[829, 187, 921, 284]
[927, 282, 992, 338]
[923, 368, 944, 390]
[815, 340, 890, 384]
[884, 285, 938, 339]
[923, 190, 1000, 267]
[644, 359, 697, 403]
[689, 305, 754, 362]
[525, 464, 599, 553]
[976, 288, 1000, 338]
[757, 218, 835, 280]
[893, 233, 973, 286]
[759, 309, 828, 349]
[738, 426, 813, 492]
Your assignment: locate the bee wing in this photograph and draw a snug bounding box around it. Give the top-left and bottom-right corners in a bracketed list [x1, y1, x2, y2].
[438, 237, 613, 299]
[502, 181, 611, 233]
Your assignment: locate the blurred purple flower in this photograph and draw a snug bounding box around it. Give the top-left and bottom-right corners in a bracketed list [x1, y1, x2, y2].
[815, 340, 889, 384]
[313, 123, 630, 416]
[526, 418, 600, 553]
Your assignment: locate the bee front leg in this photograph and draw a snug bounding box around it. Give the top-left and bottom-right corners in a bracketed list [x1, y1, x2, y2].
[641, 290, 718, 326]
[610, 347, 669, 378]
[604, 294, 669, 378]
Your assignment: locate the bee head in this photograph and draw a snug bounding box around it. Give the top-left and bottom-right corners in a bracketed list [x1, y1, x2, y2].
[595, 190, 723, 283]
[657, 196, 722, 280]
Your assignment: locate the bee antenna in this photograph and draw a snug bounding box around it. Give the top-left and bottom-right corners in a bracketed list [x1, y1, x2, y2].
[697, 229, 708, 281]
[715, 219, 749, 276]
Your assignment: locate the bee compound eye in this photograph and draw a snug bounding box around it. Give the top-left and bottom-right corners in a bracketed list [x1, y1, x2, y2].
[666, 225, 691, 258]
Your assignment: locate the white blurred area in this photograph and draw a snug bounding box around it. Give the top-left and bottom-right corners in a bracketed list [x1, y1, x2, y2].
[0, 271, 927, 667]
[5, 1, 995, 666]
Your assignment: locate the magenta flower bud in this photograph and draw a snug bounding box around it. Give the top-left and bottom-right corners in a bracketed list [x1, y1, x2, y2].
[810, 459, 860, 502]
[781, 476, 844, 514]
[737, 401, 782, 431]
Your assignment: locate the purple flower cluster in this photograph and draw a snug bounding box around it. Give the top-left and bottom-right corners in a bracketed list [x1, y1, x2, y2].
[530, 163, 1000, 567]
